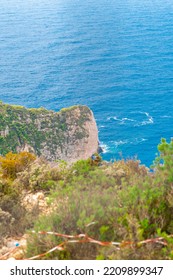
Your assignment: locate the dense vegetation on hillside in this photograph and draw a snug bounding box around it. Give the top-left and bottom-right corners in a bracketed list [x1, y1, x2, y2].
[0, 139, 173, 259]
[0, 101, 95, 161]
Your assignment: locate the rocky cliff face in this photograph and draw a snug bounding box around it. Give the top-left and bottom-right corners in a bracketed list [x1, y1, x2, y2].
[0, 102, 99, 162]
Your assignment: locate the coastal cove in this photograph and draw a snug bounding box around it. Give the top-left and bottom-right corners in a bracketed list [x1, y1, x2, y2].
[1, 0, 173, 262]
[1, 0, 173, 166]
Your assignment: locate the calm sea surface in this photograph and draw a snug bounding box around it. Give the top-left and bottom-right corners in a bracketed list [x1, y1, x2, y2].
[1, 0, 173, 166]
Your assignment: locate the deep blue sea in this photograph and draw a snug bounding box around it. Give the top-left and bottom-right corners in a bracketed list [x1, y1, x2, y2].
[1, 0, 173, 167]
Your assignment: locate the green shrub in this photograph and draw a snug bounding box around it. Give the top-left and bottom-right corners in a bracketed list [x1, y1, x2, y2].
[26, 141, 173, 260]
[2, 139, 173, 259]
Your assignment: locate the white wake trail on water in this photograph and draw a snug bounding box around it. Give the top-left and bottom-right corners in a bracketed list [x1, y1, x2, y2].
[106, 111, 154, 127]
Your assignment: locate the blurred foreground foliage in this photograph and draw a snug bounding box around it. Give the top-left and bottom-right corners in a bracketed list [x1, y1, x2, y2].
[1, 139, 173, 259]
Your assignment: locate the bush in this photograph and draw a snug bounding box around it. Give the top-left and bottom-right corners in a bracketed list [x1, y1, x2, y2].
[0, 151, 36, 180]
[0, 180, 37, 242]
[26, 173, 173, 259]
[0, 152, 39, 243]
[15, 159, 69, 191]
[2, 139, 173, 259]
[26, 140, 173, 260]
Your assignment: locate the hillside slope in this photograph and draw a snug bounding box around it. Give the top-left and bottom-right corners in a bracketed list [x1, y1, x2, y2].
[0, 102, 99, 161]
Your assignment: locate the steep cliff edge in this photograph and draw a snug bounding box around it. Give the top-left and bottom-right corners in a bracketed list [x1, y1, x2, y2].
[0, 102, 99, 162]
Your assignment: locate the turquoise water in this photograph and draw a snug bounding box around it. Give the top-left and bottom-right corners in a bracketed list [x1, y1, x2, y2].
[1, 0, 173, 166]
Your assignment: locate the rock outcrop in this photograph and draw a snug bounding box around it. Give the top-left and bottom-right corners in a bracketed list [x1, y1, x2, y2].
[0, 102, 99, 162]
